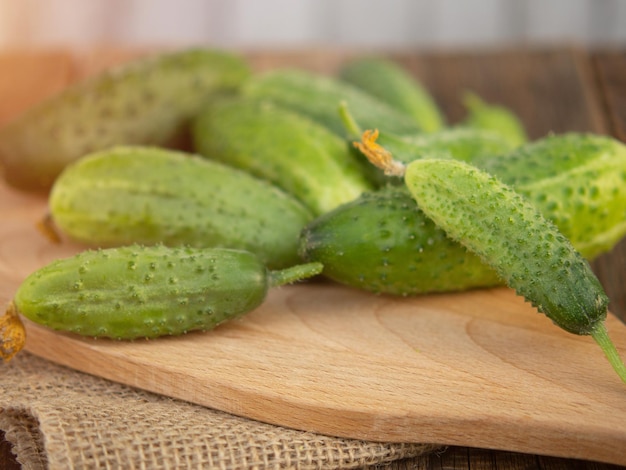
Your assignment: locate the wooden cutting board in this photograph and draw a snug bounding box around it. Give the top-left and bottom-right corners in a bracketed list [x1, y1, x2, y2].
[2, 178, 626, 466]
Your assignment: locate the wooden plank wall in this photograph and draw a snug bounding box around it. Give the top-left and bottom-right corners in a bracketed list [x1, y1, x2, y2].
[0, 0, 625, 50]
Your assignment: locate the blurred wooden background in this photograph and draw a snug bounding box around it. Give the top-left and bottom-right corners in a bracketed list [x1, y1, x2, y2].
[0, 0, 625, 51]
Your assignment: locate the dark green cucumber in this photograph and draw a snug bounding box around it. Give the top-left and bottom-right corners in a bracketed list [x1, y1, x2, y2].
[338, 57, 445, 133]
[11, 245, 323, 340]
[241, 68, 420, 137]
[406, 158, 609, 335]
[0, 48, 251, 191]
[49, 146, 313, 270]
[192, 97, 373, 215]
[401, 158, 626, 383]
[300, 185, 501, 296]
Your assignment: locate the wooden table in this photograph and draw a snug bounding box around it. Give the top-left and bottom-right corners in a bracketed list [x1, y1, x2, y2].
[1, 47, 626, 469]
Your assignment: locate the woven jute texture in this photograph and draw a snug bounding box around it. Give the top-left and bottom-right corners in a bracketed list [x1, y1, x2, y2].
[0, 353, 438, 469]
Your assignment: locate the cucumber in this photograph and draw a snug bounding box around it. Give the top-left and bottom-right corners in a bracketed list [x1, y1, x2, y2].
[405, 158, 607, 334]
[241, 68, 420, 137]
[0, 48, 251, 191]
[338, 56, 445, 133]
[192, 97, 373, 215]
[300, 184, 501, 296]
[362, 145, 626, 384]
[10, 245, 323, 340]
[49, 146, 313, 269]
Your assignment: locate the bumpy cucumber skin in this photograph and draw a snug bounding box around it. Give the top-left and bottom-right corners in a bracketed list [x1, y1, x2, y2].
[460, 93, 527, 147]
[300, 185, 501, 296]
[192, 97, 373, 215]
[49, 146, 312, 270]
[14, 246, 270, 339]
[338, 57, 445, 133]
[474, 133, 626, 259]
[242, 68, 419, 136]
[404, 158, 608, 335]
[0, 48, 251, 191]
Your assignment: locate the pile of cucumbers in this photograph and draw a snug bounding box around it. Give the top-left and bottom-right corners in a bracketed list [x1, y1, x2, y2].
[1, 48, 625, 384]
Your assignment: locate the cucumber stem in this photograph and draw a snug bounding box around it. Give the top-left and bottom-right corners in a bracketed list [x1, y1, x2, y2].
[338, 101, 363, 139]
[590, 321, 626, 385]
[462, 91, 486, 113]
[269, 262, 324, 287]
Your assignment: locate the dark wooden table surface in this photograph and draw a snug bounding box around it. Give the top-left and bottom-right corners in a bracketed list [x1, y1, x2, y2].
[1, 46, 625, 469]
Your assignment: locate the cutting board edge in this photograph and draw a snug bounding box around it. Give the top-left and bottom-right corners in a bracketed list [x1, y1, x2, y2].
[21, 318, 626, 468]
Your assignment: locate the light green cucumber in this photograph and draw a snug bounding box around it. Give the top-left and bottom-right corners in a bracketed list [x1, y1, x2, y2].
[10, 245, 323, 340]
[0, 48, 251, 191]
[387, 155, 625, 383]
[458, 92, 527, 147]
[338, 57, 445, 133]
[241, 68, 420, 137]
[192, 97, 373, 215]
[49, 146, 313, 269]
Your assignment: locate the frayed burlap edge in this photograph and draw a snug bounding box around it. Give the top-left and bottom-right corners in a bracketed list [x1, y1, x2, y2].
[1, 408, 47, 470]
[1, 353, 439, 469]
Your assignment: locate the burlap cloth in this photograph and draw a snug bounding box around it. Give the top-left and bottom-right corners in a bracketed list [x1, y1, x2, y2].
[0, 353, 438, 469]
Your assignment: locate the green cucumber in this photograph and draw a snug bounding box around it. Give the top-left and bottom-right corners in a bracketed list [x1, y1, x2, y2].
[241, 68, 420, 137]
[10, 245, 323, 340]
[366, 149, 626, 384]
[300, 184, 501, 295]
[338, 57, 445, 133]
[0, 48, 251, 191]
[49, 146, 313, 269]
[192, 97, 373, 215]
